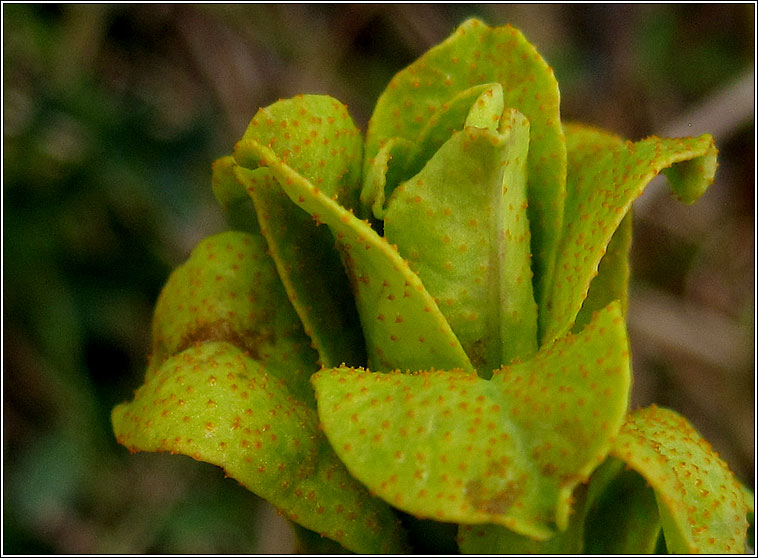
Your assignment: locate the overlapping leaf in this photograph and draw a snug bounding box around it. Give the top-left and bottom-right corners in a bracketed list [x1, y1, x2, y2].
[583, 460, 662, 554]
[231, 96, 366, 368]
[383, 108, 537, 373]
[235, 165, 365, 368]
[111, 18, 747, 556]
[543, 124, 718, 344]
[312, 302, 630, 539]
[611, 405, 748, 554]
[113, 341, 407, 554]
[456, 459, 624, 554]
[211, 154, 362, 374]
[361, 135, 415, 221]
[234, 96, 472, 373]
[365, 18, 566, 316]
[211, 155, 261, 235]
[573, 212, 632, 333]
[146, 231, 316, 402]
[235, 94, 363, 212]
[361, 82, 504, 221]
[114, 229, 407, 553]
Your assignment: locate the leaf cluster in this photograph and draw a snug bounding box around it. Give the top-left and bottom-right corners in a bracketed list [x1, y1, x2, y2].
[112, 19, 751, 554]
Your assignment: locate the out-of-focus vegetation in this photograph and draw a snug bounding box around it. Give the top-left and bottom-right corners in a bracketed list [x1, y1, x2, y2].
[3, 4, 754, 553]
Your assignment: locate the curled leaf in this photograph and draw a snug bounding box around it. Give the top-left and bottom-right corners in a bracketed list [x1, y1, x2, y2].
[366, 18, 566, 315]
[235, 165, 366, 369]
[147, 230, 317, 402]
[383, 111, 537, 373]
[573, 211, 632, 333]
[365, 82, 504, 215]
[312, 301, 631, 539]
[235, 94, 363, 213]
[235, 100, 472, 373]
[113, 342, 408, 554]
[544, 124, 718, 344]
[232, 95, 368, 367]
[611, 405, 748, 554]
[360, 135, 415, 221]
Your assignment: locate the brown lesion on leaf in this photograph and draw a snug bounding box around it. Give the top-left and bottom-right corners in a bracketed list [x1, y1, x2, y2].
[466, 337, 492, 375]
[174, 319, 274, 361]
[465, 470, 524, 516]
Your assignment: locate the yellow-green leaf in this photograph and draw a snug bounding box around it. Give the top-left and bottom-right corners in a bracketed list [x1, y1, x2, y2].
[113, 342, 407, 554]
[235, 115, 472, 373]
[543, 124, 718, 344]
[234, 165, 365, 368]
[383, 113, 537, 374]
[365, 18, 566, 316]
[147, 230, 317, 402]
[312, 301, 630, 538]
[611, 405, 748, 554]
[573, 211, 632, 333]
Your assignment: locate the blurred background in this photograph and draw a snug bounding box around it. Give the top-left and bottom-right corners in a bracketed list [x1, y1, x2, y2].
[3, 4, 754, 553]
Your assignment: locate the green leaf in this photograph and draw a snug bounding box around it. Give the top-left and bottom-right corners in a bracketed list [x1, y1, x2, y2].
[360, 82, 507, 222]
[312, 301, 631, 539]
[229, 96, 368, 368]
[611, 405, 748, 554]
[234, 165, 366, 369]
[383, 111, 537, 374]
[583, 460, 662, 554]
[211, 155, 262, 234]
[234, 94, 363, 214]
[409, 82, 502, 170]
[147, 230, 317, 403]
[112, 342, 408, 554]
[464, 83, 505, 131]
[573, 211, 632, 333]
[543, 124, 718, 345]
[365, 18, 567, 318]
[456, 456, 624, 554]
[360, 135, 415, 221]
[234, 101, 473, 373]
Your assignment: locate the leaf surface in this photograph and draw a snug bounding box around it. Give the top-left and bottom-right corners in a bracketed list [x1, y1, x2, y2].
[113, 342, 407, 554]
[147, 230, 317, 402]
[365, 18, 566, 315]
[230, 95, 368, 369]
[235, 166, 365, 368]
[235, 95, 363, 212]
[235, 103, 472, 373]
[383, 110, 537, 373]
[611, 405, 748, 554]
[312, 302, 630, 538]
[360, 82, 502, 221]
[543, 124, 718, 344]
